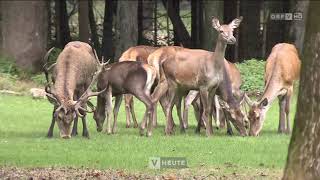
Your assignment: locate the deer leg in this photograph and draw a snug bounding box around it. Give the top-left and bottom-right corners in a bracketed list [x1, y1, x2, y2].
[129, 95, 138, 128]
[285, 87, 293, 134]
[219, 110, 226, 129]
[124, 94, 132, 128]
[175, 96, 185, 133]
[164, 88, 176, 135]
[152, 101, 158, 128]
[159, 92, 177, 127]
[213, 95, 221, 129]
[184, 90, 199, 129]
[199, 88, 213, 136]
[112, 95, 123, 134]
[225, 112, 234, 136]
[47, 109, 56, 138]
[195, 98, 203, 134]
[278, 95, 286, 133]
[80, 109, 90, 138]
[102, 87, 113, 135]
[134, 92, 154, 137]
[71, 117, 78, 137]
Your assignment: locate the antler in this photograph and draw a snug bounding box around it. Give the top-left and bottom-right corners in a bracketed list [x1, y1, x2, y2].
[74, 48, 109, 117]
[43, 47, 60, 105]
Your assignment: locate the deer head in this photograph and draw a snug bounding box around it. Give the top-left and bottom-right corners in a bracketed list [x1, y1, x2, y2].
[212, 16, 243, 44]
[218, 94, 248, 136]
[244, 94, 268, 136]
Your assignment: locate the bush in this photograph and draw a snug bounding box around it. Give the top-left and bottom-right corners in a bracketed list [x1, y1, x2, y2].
[0, 56, 21, 76]
[236, 59, 265, 93]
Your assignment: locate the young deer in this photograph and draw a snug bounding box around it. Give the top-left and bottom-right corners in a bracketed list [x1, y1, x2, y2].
[93, 61, 157, 137]
[245, 43, 301, 136]
[118, 46, 158, 128]
[151, 17, 245, 136]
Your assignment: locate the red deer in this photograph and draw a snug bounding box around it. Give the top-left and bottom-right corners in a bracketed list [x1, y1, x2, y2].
[44, 41, 106, 139]
[93, 61, 157, 137]
[150, 17, 246, 136]
[183, 60, 247, 135]
[118, 46, 158, 128]
[245, 43, 301, 136]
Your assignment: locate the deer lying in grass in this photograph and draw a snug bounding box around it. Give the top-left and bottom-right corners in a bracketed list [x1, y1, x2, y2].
[150, 17, 246, 136]
[183, 60, 247, 135]
[93, 61, 157, 137]
[118, 46, 158, 128]
[44, 41, 106, 139]
[245, 43, 301, 136]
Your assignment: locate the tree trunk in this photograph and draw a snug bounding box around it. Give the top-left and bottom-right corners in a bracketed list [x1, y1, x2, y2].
[224, 0, 238, 61]
[1, 1, 48, 72]
[143, 0, 154, 34]
[102, 0, 114, 61]
[114, 0, 138, 61]
[287, 0, 309, 55]
[78, 0, 90, 43]
[55, 0, 71, 48]
[239, 0, 262, 60]
[153, 0, 158, 46]
[191, 0, 202, 48]
[162, 0, 192, 48]
[47, 0, 53, 47]
[202, 0, 223, 51]
[264, 1, 289, 58]
[0, 1, 3, 52]
[138, 0, 143, 45]
[283, 2, 320, 179]
[89, 0, 100, 55]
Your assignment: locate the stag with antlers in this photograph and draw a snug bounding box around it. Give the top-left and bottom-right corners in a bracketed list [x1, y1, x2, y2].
[43, 41, 107, 139]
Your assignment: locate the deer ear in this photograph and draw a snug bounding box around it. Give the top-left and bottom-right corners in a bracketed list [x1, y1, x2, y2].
[259, 98, 268, 108]
[229, 16, 243, 29]
[212, 17, 221, 31]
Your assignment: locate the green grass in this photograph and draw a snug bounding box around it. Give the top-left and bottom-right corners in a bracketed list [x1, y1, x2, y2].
[0, 94, 296, 173]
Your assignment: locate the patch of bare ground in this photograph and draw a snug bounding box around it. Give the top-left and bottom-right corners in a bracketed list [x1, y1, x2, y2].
[0, 166, 282, 180]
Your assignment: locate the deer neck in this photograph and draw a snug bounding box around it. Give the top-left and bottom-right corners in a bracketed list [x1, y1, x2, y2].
[218, 68, 238, 108]
[211, 35, 227, 71]
[259, 74, 285, 109]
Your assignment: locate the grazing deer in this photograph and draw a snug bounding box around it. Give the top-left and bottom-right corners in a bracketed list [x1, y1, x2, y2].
[183, 60, 247, 135]
[151, 17, 245, 136]
[118, 46, 158, 128]
[93, 61, 157, 137]
[44, 41, 106, 139]
[245, 43, 301, 136]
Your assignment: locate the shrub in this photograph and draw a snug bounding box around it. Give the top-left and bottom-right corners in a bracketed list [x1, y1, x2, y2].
[236, 59, 265, 93]
[0, 56, 21, 76]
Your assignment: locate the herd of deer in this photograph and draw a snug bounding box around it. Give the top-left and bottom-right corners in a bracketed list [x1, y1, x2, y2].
[43, 16, 301, 139]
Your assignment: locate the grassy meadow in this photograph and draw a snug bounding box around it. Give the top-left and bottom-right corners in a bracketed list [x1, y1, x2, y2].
[0, 93, 296, 176]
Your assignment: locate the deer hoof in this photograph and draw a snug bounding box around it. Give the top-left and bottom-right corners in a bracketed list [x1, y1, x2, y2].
[134, 123, 139, 128]
[112, 129, 117, 134]
[126, 124, 130, 128]
[180, 128, 186, 134]
[82, 131, 89, 138]
[146, 132, 152, 137]
[71, 131, 78, 137]
[139, 128, 145, 136]
[227, 129, 233, 136]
